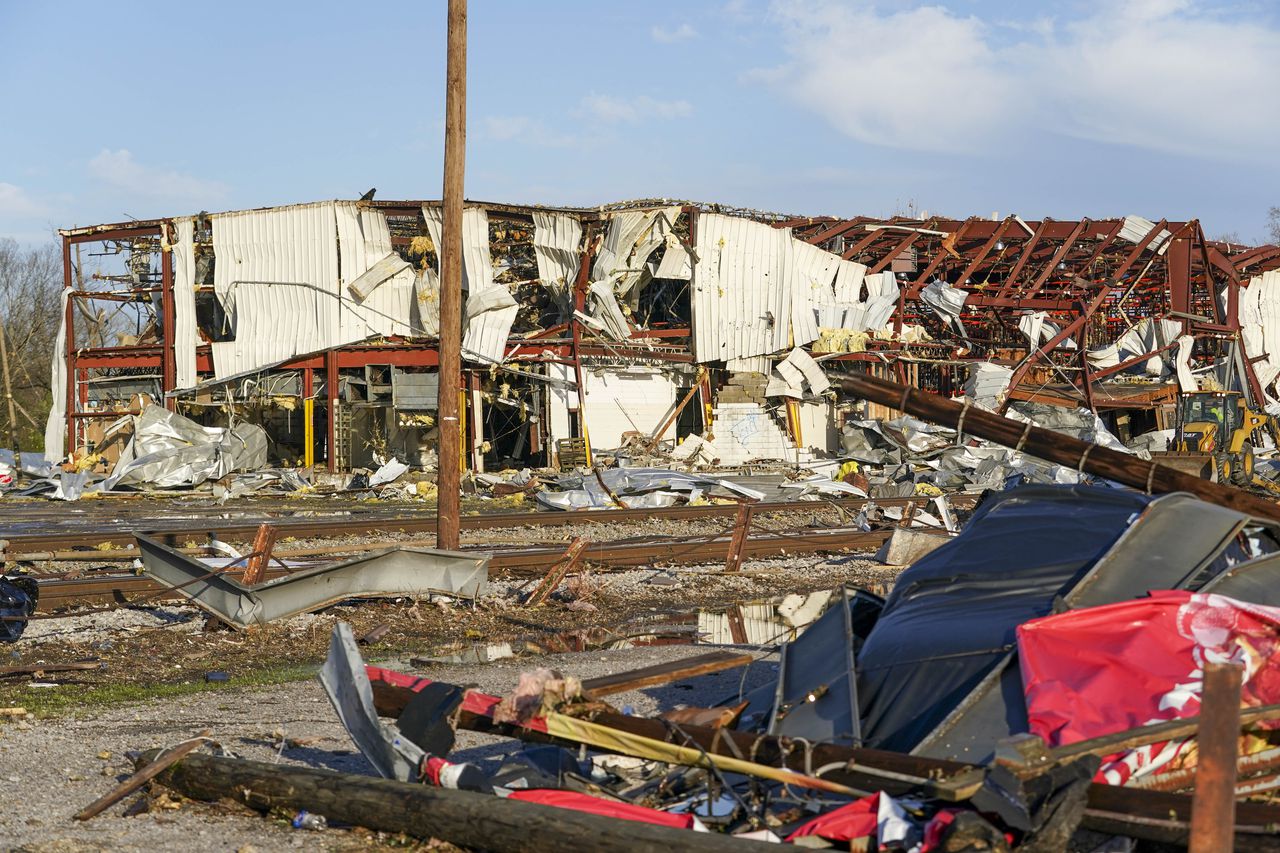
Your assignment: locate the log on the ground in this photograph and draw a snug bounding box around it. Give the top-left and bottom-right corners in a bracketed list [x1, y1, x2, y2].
[137, 750, 780, 853]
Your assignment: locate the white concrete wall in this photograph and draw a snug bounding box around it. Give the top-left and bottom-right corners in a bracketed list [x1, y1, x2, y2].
[797, 399, 840, 454]
[547, 365, 682, 450]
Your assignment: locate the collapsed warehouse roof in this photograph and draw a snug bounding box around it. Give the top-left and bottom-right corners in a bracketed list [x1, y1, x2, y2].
[44, 197, 1280, 483]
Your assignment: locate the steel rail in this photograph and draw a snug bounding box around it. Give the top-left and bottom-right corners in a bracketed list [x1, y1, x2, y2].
[32, 527, 896, 612]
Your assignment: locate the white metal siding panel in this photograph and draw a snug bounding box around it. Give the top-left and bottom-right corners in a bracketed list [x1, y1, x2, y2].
[43, 288, 68, 460]
[532, 211, 582, 303]
[787, 237, 838, 348]
[1241, 271, 1280, 403]
[171, 217, 199, 389]
[591, 207, 679, 297]
[422, 205, 515, 363]
[335, 204, 414, 340]
[833, 260, 868, 302]
[210, 202, 340, 378]
[693, 213, 790, 362]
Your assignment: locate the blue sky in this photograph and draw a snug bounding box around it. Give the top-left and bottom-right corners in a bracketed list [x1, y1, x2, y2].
[2, 0, 1278, 245]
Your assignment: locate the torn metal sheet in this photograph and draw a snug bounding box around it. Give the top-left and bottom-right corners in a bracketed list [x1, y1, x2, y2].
[319, 622, 425, 781]
[42, 287, 68, 463]
[592, 206, 679, 299]
[137, 534, 488, 628]
[920, 280, 969, 338]
[587, 280, 633, 341]
[737, 588, 882, 745]
[171, 217, 199, 389]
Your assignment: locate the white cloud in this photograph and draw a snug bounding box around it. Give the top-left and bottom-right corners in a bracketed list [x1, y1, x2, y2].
[479, 115, 577, 148]
[0, 183, 46, 218]
[578, 94, 693, 124]
[87, 149, 228, 202]
[755, 0, 1280, 161]
[651, 22, 698, 43]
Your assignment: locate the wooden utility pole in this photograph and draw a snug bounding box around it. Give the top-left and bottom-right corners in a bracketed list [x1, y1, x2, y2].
[436, 0, 466, 551]
[1188, 661, 1243, 853]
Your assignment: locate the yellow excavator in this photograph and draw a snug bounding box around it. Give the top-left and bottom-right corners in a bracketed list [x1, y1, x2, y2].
[1156, 390, 1269, 485]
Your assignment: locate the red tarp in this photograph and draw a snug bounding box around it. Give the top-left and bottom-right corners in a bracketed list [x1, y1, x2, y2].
[785, 792, 880, 842]
[508, 789, 700, 830]
[1018, 590, 1280, 784]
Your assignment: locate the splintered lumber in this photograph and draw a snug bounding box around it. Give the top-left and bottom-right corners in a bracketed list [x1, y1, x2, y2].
[723, 503, 753, 573]
[836, 373, 1280, 523]
[1189, 662, 1244, 853]
[1050, 701, 1280, 765]
[241, 523, 276, 585]
[137, 750, 780, 853]
[76, 729, 209, 820]
[581, 650, 754, 699]
[525, 537, 588, 606]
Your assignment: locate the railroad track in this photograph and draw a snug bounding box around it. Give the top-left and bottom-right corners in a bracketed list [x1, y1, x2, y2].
[6, 495, 972, 553]
[33, 526, 898, 612]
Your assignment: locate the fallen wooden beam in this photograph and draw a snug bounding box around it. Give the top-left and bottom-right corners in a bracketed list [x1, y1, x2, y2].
[76, 729, 209, 821]
[138, 750, 780, 852]
[581, 650, 754, 699]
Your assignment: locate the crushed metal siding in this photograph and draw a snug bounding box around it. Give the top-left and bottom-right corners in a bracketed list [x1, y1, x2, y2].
[592, 206, 679, 299]
[335, 204, 416, 340]
[1240, 270, 1280, 407]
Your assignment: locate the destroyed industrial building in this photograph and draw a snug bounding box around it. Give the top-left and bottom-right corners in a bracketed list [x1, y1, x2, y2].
[12, 194, 1280, 851]
[43, 198, 1280, 490]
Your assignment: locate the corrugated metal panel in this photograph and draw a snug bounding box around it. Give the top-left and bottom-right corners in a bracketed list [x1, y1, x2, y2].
[726, 356, 770, 373]
[833, 260, 868, 302]
[210, 202, 340, 378]
[653, 233, 693, 280]
[692, 213, 790, 362]
[1118, 215, 1172, 251]
[422, 205, 516, 363]
[592, 206, 679, 298]
[1240, 271, 1280, 402]
[335, 204, 415, 340]
[171, 217, 199, 389]
[532, 211, 582, 304]
[43, 288, 68, 460]
[787, 238, 839, 348]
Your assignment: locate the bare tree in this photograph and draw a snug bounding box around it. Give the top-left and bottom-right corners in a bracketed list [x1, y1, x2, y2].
[1269, 207, 1280, 245]
[0, 239, 64, 448]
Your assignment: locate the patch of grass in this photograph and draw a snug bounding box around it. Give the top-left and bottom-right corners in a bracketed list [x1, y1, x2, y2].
[1, 662, 320, 719]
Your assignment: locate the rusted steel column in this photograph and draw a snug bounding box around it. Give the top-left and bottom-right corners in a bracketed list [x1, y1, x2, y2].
[1188, 661, 1243, 853]
[436, 0, 466, 551]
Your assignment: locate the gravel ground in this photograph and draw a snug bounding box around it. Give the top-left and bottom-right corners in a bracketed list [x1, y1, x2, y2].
[0, 644, 778, 852]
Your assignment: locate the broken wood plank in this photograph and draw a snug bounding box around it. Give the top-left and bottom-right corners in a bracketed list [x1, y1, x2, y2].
[139, 750, 780, 852]
[75, 729, 210, 821]
[581, 650, 754, 699]
[1189, 662, 1244, 853]
[241, 523, 276, 585]
[1049, 701, 1280, 765]
[723, 503, 754, 573]
[0, 660, 101, 679]
[525, 537, 588, 606]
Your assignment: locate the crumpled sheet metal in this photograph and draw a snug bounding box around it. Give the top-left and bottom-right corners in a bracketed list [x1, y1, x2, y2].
[320, 622, 425, 781]
[535, 466, 764, 511]
[136, 535, 488, 628]
[103, 405, 267, 490]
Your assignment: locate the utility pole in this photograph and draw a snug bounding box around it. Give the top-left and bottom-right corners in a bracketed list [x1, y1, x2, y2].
[436, 0, 466, 551]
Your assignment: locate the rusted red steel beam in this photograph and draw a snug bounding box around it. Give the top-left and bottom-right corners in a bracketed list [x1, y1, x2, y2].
[996, 219, 1049, 298]
[868, 230, 920, 275]
[954, 216, 1016, 288]
[909, 219, 977, 297]
[1026, 219, 1089, 297]
[998, 285, 1112, 414]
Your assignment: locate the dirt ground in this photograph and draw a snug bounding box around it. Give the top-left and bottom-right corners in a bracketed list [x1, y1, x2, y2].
[0, 528, 899, 851]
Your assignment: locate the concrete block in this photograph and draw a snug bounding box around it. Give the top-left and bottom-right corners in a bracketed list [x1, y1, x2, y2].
[873, 528, 954, 567]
